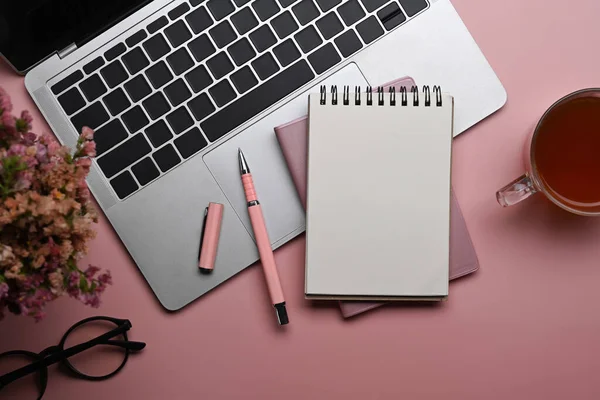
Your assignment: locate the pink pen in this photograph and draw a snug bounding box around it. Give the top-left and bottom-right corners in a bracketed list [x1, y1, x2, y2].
[238, 149, 289, 325]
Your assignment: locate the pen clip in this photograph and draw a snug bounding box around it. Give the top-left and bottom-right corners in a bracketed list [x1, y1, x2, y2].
[198, 207, 209, 260]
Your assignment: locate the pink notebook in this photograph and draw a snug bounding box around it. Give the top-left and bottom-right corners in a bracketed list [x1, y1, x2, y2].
[275, 77, 479, 318]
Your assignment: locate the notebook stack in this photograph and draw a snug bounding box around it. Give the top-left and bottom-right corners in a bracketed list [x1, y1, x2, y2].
[274, 77, 479, 317]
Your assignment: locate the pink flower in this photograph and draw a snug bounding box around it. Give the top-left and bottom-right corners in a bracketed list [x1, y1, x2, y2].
[79, 292, 100, 308]
[80, 127, 94, 141]
[47, 141, 61, 157]
[84, 265, 100, 279]
[16, 111, 33, 133]
[98, 271, 112, 285]
[0, 87, 13, 114]
[82, 140, 96, 157]
[8, 143, 27, 156]
[0, 86, 107, 321]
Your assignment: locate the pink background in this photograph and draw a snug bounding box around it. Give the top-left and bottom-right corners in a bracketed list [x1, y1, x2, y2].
[3, 0, 600, 398]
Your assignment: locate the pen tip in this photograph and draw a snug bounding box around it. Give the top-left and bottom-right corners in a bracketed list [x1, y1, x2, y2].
[238, 148, 250, 174]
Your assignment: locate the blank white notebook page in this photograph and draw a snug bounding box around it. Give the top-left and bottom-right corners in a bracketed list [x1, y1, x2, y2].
[305, 90, 454, 299]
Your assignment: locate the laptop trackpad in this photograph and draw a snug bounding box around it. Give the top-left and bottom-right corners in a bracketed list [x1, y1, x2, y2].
[203, 62, 368, 246]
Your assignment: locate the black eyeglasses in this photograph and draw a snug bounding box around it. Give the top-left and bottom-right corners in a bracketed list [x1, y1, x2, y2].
[0, 316, 146, 400]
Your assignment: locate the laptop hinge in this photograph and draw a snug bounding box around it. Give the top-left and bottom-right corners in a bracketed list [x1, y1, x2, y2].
[58, 43, 78, 59]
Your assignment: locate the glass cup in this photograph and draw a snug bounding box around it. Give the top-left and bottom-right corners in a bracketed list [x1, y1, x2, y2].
[496, 89, 600, 216]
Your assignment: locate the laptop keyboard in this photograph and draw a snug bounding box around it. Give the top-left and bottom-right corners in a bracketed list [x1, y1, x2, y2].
[52, 0, 429, 200]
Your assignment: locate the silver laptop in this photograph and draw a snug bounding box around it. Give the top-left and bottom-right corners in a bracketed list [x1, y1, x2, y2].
[1, 0, 505, 310]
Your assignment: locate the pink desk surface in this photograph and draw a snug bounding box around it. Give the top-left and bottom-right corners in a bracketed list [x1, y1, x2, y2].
[3, 0, 600, 398]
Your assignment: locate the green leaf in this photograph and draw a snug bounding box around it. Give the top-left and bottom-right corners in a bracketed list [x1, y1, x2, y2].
[80, 275, 89, 292]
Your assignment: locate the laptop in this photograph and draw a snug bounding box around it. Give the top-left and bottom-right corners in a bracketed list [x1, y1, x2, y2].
[0, 0, 506, 311]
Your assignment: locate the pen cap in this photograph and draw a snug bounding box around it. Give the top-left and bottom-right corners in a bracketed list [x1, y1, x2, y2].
[198, 203, 224, 272]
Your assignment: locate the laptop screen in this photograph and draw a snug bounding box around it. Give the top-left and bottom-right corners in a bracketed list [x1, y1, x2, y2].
[0, 0, 152, 73]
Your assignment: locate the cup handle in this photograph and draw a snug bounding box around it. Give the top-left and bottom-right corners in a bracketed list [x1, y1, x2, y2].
[496, 174, 537, 207]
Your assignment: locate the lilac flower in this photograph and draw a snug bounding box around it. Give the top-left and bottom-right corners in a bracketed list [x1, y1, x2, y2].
[84, 265, 100, 279]
[0, 87, 13, 114]
[0, 86, 109, 321]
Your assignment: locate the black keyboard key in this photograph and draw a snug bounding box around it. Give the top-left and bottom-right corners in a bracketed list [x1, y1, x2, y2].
[228, 38, 256, 66]
[165, 20, 193, 48]
[124, 74, 152, 102]
[295, 25, 322, 53]
[99, 134, 152, 178]
[253, 0, 280, 21]
[271, 11, 299, 39]
[201, 60, 314, 141]
[169, 3, 191, 20]
[209, 21, 237, 48]
[132, 157, 160, 186]
[191, 0, 206, 5]
[122, 106, 150, 133]
[71, 102, 110, 131]
[94, 119, 128, 155]
[145, 120, 173, 147]
[378, 2, 406, 30]
[103, 88, 131, 116]
[126, 30, 148, 47]
[207, 0, 235, 20]
[206, 52, 234, 80]
[279, 0, 299, 5]
[186, 6, 214, 34]
[356, 16, 384, 44]
[273, 39, 301, 66]
[143, 34, 171, 61]
[166, 107, 194, 134]
[231, 7, 258, 35]
[188, 34, 216, 62]
[185, 65, 213, 92]
[110, 171, 139, 199]
[230, 66, 258, 94]
[292, 0, 320, 25]
[316, 11, 343, 39]
[167, 48, 195, 75]
[79, 74, 108, 102]
[145, 61, 174, 89]
[188, 93, 215, 121]
[143, 92, 171, 120]
[165, 79, 193, 107]
[307, 42, 340, 74]
[148, 16, 168, 34]
[399, 0, 428, 16]
[315, 0, 341, 12]
[334, 29, 362, 57]
[338, 0, 365, 26]
[249, 25, 277, 52]
[252, 52, 279, 80]
[175, 127, 208, 158]
[58, 87, 86, 115]
[209, 80, 237, 107]
[154, 144, 182, 171]
[80, 74, 108, 101]
[234, 0, 252, 5]
[83, 57, 105, 75]
[52, 70, 84, 95]
[101, 61, 128, 88]
[122, 47, 150, 75]
[105, 43, 126, 61]
[359, 0, 388, 12]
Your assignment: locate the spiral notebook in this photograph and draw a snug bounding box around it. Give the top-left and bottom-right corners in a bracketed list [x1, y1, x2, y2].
[305, 86, 454, 301]
[274, 76, 479, 318]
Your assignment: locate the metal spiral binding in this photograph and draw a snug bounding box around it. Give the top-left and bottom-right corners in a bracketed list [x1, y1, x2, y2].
[319, 85, 443, 106]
